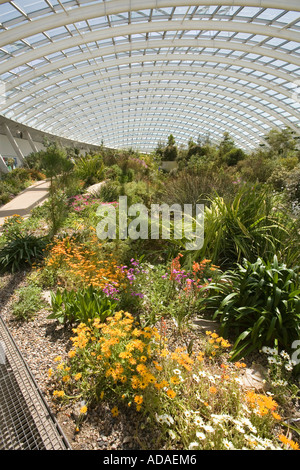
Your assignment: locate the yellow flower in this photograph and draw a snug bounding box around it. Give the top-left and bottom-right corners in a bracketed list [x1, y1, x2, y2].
[153, 361, 163, 371]
[48, 368, 53, 378]
[160, 348, 169, 358]
[111, 406, 119, 417]
[74, 373, 82, 381]
[80, 405, 87, 414]
[68, 350, 76, 358]
[196, 352, 204, 362]
[209, 386, 217, 394]
[53, 390, 65, 398]
[166, 389, 176, 399]
[170, 376, 181, 385]
[234, 361, 246, 368]
[160, 379, 169, 388]
[54, 356, 62, 362]
[134, 395, 143, 405]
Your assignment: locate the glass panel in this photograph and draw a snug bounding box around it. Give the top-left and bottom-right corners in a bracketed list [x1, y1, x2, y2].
[256, 9, 285, 21]
[13, 0, 48, 15]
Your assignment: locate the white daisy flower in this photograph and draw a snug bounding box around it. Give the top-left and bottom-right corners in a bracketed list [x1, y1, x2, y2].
[188, 441, 199, 450]
[223, 439, 235, 450]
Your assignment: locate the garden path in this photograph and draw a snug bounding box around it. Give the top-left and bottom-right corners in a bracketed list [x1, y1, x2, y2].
[0, 180, 50, 227]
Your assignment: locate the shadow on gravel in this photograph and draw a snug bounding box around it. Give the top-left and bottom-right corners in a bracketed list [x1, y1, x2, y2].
[0, 271, 27, 310]
[44, 320, 74, 349]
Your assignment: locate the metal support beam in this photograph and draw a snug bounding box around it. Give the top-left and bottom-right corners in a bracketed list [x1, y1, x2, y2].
[24, 130, 38, 153]
[0, 153, 9, 174]
[0, 0, 299, 50]
[1, 20, 299, 76]
[4, 124, 26, 166]
[21, 75, 298, 132]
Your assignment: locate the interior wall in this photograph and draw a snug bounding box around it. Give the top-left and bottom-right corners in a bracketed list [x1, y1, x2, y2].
[0, 133, 44, 167]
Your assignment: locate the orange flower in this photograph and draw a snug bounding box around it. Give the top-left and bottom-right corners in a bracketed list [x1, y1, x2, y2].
[278, 434, 299, 450]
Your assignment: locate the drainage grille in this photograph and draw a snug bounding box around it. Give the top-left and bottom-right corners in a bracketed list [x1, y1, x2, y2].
[0, 315, 71, 450]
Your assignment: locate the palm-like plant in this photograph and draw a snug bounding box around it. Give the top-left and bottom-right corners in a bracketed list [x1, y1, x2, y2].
[75, 155, 105, 186]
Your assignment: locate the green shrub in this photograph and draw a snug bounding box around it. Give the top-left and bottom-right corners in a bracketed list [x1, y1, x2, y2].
[43, 189, 69, 236]
[1, 214, 26, 241]
[124, 181, 149, 205]
[99, 180, 121, 202]
[48, 285, 118, 325]
[75, 155, 105, 186]
[0, 191, 11, 206]
[0, 233, 49, 273]
[285, 166, 300, 207]
[12, 285, 46, 321]
[189, 185, 292, 269]
[223, 148, 246, 166]
[199, 256, 300, 361]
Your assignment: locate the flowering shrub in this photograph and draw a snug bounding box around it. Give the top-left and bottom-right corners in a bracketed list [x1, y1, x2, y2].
[44, 234, 124, 290]
[260, 346, 300, 406]
[51, 311, 163, 409]
[69, 194, 98, 213]
[156, 255, 220, 330]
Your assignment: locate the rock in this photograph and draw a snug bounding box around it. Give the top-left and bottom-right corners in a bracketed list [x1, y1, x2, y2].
[85, 181, 106, 196]
[240, 364, 269, 391]
[42, 290, 52, 304]
[193, 317, 220, 334]
[71, 400, 87, 421]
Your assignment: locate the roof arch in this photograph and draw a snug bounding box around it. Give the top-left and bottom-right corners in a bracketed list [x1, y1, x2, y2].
[0, 0, 299, 152]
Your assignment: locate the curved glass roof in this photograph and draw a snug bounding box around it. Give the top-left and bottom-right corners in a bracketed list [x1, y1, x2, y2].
[0, 1, 299, 152]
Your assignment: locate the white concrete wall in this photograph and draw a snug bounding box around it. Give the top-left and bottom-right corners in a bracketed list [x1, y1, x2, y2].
[0, 133, 44, 159]
[0, 133, 45, 168]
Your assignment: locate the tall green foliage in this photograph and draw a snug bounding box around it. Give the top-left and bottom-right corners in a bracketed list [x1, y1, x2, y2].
[189, 185, 293, 269]
[0, 233, 48, 273]
[75, 154, 105, 186]
[199, 256, 300, 361]
[39, 143, 74, 235]
[48, 285, 118, 325]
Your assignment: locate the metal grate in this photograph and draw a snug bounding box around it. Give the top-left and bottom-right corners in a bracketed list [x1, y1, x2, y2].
[0, 315, 71, 450]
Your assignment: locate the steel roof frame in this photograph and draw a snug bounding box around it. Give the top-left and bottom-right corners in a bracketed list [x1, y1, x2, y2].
[0, 0, 299, 152]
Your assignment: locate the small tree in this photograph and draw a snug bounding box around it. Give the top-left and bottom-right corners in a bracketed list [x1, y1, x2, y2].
[40, 142, 74, 236]
[218, 132, 235, 158]
[265, 127, 299, 159]
[162, 134, 178, 161]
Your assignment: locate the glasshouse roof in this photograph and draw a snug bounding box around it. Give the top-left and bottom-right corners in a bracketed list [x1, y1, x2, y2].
[0, 0, 300, 152]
